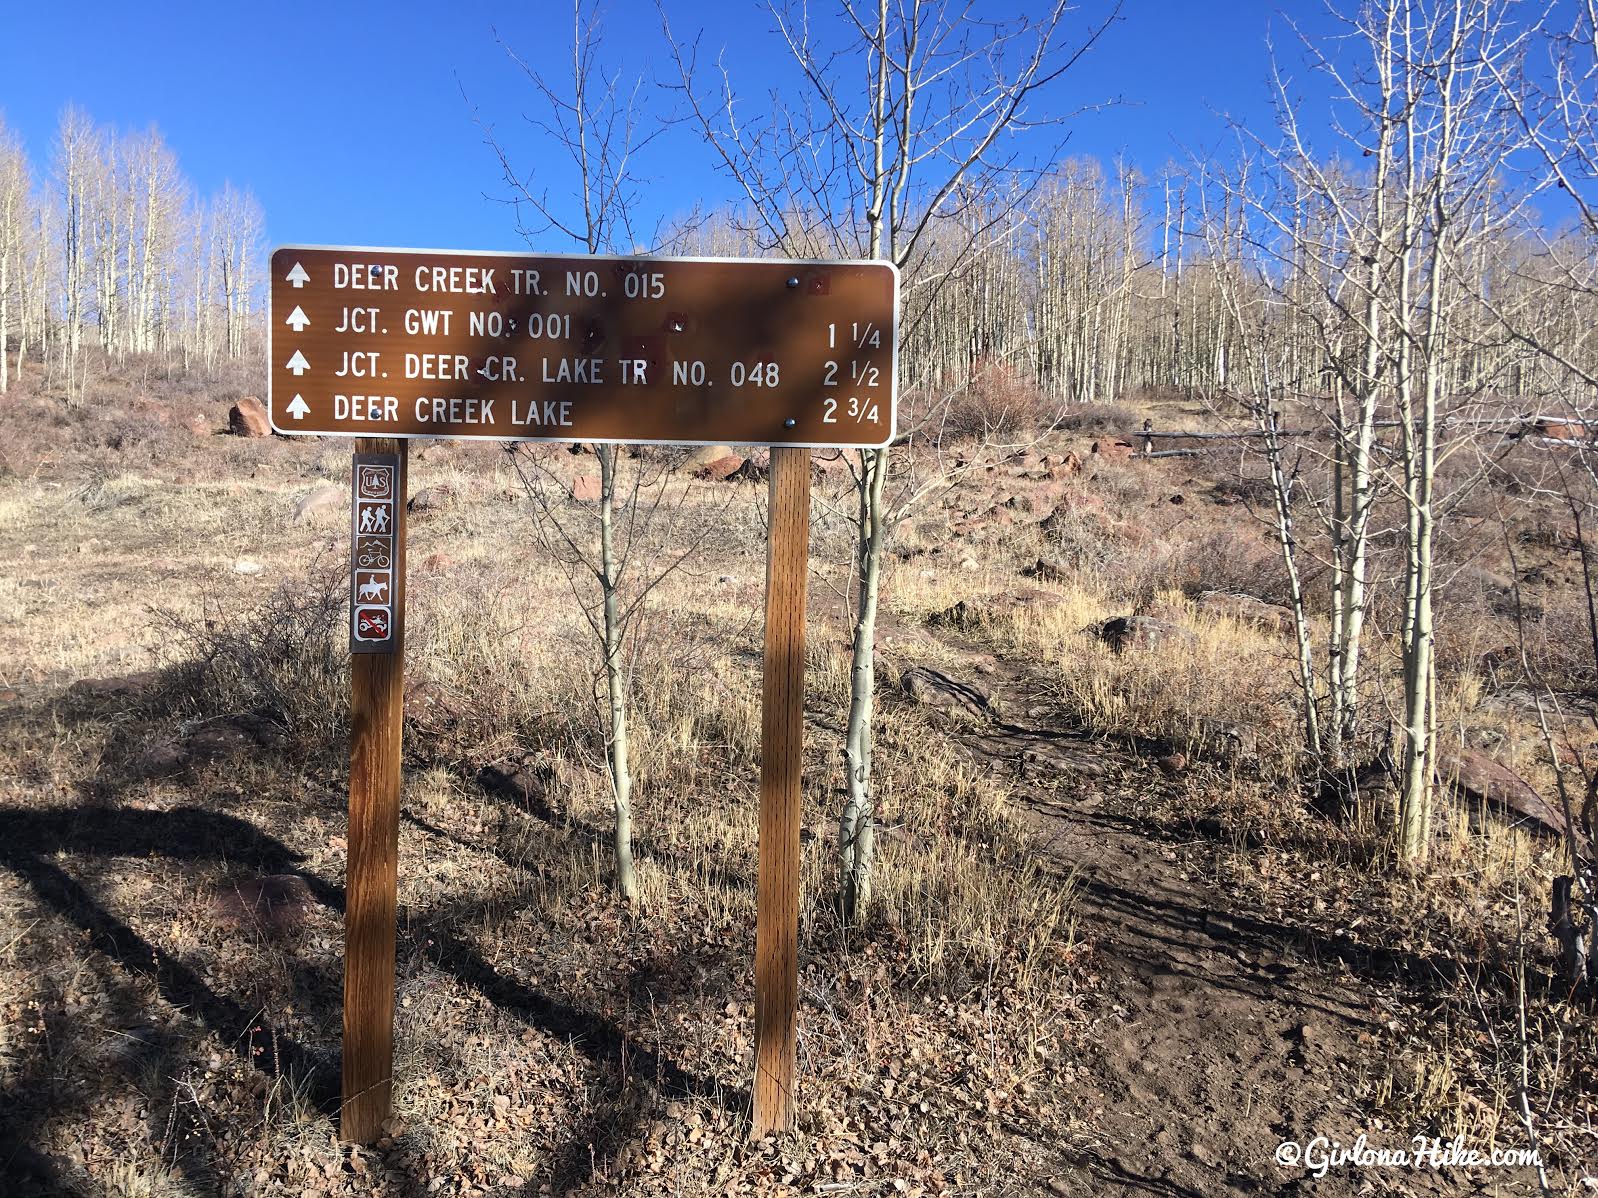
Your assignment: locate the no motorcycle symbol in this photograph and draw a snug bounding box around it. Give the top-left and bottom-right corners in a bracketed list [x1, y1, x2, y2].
[354, 606, 390, 642]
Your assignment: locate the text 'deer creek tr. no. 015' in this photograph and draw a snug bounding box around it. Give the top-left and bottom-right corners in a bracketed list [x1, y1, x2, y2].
[268, 245, 899, 449]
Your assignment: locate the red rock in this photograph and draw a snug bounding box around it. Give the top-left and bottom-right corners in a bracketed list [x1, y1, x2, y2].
[408, 484, 457, 513]
[1096, 615, 1196, 653]
[291, 484, 342, 524]
[228, 396, 270, 437]
[1536, 420, 1591, 442]
[404, 679, 451, 728]
[900, 666, 991, 717]
[570, 474, 602, 502]
[1023, 557, 1071, 583]
[1194, 590, 1294, 633]
[683, 444, 746, 480]
[68, 671, 160, 700]
[1438, 749, 1570, 838]
[1090, 439, 1136, 462]
[209, 875, 315, 935]
[1044, 452, 1082, 479]
[421, 552, 456, 572]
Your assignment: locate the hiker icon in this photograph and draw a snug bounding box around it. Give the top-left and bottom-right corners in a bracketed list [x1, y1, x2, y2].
[357, 503, 390, 534]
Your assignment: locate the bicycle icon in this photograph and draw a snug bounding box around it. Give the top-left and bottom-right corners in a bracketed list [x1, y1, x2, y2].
[356, 537, 391, 568]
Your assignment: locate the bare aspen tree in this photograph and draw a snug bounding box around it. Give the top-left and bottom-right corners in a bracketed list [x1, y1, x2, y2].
[21, 198, 49, 384]
[1209, 7, 1406, 770]
[0, 108, 288, 381]
[479, 0, 669, 901]
[1480, 1, 1598, 391]
[53, 108, 99, 394]
[188, 196, 214, 369]
[122, 129, 184, 356]
[0, 120, 29, 393]
[1380, 0, 1529, 864]
[1195, 168, 1324, 759]
[212, 183, 263, 362]
[668, 0, 1119, 920]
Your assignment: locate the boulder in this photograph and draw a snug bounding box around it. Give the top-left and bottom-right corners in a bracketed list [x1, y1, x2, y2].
[569, 474, 602, 502]
[729, 448, 771, 482]
[900, 666, 990, 718]
[404, 679, 452, 729]
[420, 552, 456, 573]
[1042, 451, 1082, 479]
[209, 875, 315, 936]
[228, 396, 271, 437]
[1023, 557, 1071, 583]
[67, 671, 160, 701]
[1535, 419, 1591, 442]
[134, 738, 188, 777]
[1090, 439, 1136, 462]
[684, 444, 745, 480]
[291, 484, 342, 524]
[1438, 748, 1570, 838]
[1194, 590, 1294, 633]
[408, 484, 456, 513]
[1095, 615, 1196, 653]
[479, 759, 560, 821]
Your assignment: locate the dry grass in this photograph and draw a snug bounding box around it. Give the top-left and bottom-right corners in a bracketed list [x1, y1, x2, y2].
[0, 418, 1092, 1194]
[2, 366, 1594, 1190]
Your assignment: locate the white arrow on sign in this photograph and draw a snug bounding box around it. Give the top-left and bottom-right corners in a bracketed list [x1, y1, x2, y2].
[285, 305, 310, 331]
[285, 262, 310, 288]
[286, 394, 310, 420]
[286, 350, 310, 376]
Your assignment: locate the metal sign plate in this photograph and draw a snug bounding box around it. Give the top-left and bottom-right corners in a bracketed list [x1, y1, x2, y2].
[349, 453, 401, 653]
[268, 245, 898, 448]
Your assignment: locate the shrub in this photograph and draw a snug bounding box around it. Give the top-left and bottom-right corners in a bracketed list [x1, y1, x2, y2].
[151, 562, 350, 758]
[930, 360, 1056, 442]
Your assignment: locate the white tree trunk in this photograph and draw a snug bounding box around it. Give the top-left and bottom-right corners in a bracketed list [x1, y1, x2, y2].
[598, 445, 638, 901]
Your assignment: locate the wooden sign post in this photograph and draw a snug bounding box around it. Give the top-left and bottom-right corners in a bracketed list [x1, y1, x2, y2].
[341, 439, 408, 1143]
[268, 244, 897, 1143]
[752, 446, 811, 1136]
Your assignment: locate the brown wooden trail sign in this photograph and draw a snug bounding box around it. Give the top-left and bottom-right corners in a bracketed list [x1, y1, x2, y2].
[342, 438, 408, 1144]
[268, 245, 898, 448]
[283, 246, 897, 1144]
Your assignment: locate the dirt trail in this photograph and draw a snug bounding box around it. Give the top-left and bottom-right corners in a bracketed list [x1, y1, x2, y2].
[899, 629, 1507, 1197]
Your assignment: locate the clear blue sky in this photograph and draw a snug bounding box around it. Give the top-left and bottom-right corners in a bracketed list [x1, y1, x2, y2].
[0, 1, 1363, 251]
